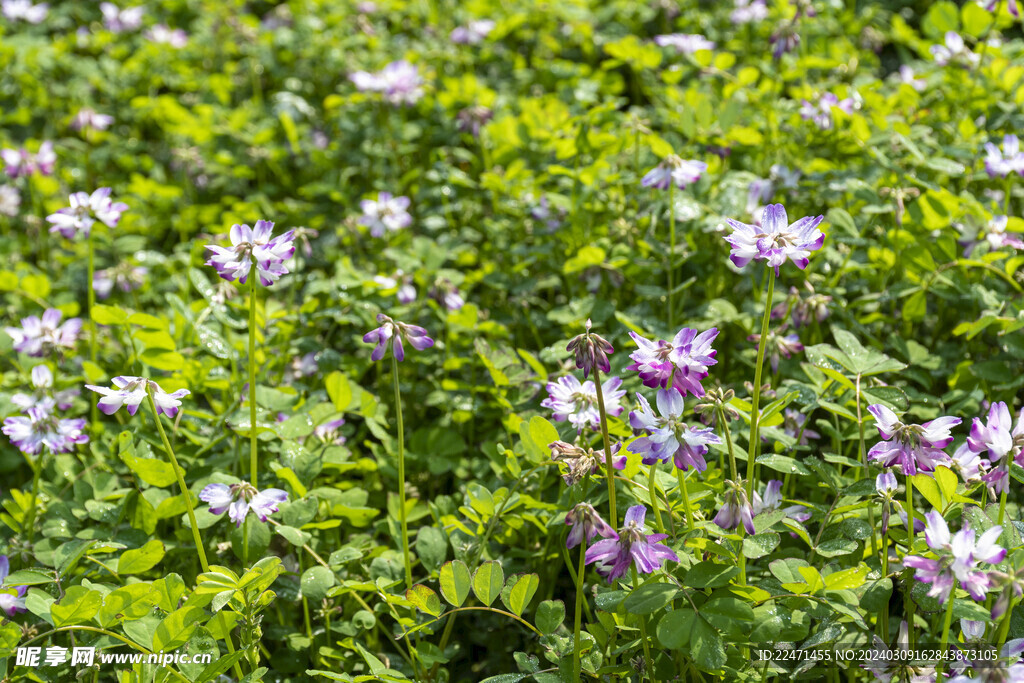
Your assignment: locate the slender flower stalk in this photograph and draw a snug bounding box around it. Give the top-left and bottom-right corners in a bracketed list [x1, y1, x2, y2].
[566, 503, 614, 681]
[572, 540, 586, 681]
[675, 468, 693, 531]
[87, 234, 97, 429]
[746, 267, 775, 498]
[146, 388, 209, 573]
[393, 353, 412, 591]
[906, 477, 916, 647]
[248, 264, 258, 485]
[668, 181, 675, 329]
[593, 369, 618, 528]
[939, 576, 958, 676]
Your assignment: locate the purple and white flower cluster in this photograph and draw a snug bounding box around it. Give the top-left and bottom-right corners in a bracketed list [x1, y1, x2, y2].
[3, 365, 87, 456]
[904, 511, 1005, 604]
[85, 376, 190, 418]
[585, 505, 679, 582]
[199, 481, 289, 527]
[5, 309, 82, 357]
[205, 219, 296, 286]
[46, 187, 128, 239]
[542, 375, 625, 432]
[350, 60, 425, 106]
[2, 141, 54, 178]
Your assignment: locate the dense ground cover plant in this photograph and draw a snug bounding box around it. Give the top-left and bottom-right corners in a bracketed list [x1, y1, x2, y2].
[2, 0, 1024, 681]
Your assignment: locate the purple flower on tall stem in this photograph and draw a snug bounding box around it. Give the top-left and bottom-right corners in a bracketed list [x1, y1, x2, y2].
[145, 24, 188, 47]
[866, 404, 961, 476]
[724, 203, 825, 275]
[967, 401, 1024, 493]
[99, 3, 144, 32]
[205, 220, 295, 286]
[358, 192, 412, 238]
[70, 108, 113, 133]
[2, 0, 48, 23]
[450, 19, 495, 45]
[799, 92, 855, 130]
[46, 188, 128, 239]
[930, 31, 979, 67]
[12, 365, 77, 414]
[585, 505, 679, 582]
[979, 0, 1020, 16]
[350, 61, 424, 105]
[641, 154, 707, 190]
[566, 502, 616, 549]
[653, 34, 715, 54]
[85, 377, 190, 417]
[93, 264, 147, 299]
[782, 408, 820, 444]
[770, 24, 799, 59]
[542, 375, 625, 432]
[983, 135, 1024, 178]
[731, 0, 767, 24]
[713, 479, 756, 534]
[1, 141, 54, 178]
[363, 313, 434, 362]
[199, 482, 289, 527]
[2, 407, 88, 455]
[5, 309, 82, 357]
[627, 388, 721, 471]
[904, 511, 1005, 604]
[566, 319, 614, 379]
[748, 327, 804, 373]
[627, 326, 718, 398]
[0, 557, 27, 616]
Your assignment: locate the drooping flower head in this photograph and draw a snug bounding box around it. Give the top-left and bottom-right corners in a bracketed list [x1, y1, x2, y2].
[781, 408, 820, 445]
[0, 556, 27, 617]
[566, 319, 614, 379]
[653, 34, 715, 54]
[363, 313, 434, 362]
[85, 377, 190, 417]
[866, 404, 961, 476]
[983, 135, 1024, 178]
[5, 309, 82, 357]
[641, 154, 708, 190]
[724, 203, 825, 275]
[565, 502, 616, 549]
[585, 505, 679, 582]
[748, 327, 804, 374]
[549, 441, 624, 486]
[541, 375, 625, 432]
[904, 511, 1005, 604]
[627, 389, 721, 471]
[46, 187, 128, 239]
[713, 479, 756, 534]
[770, 22, 800, 60]
[456, 105, 493, 137]
[2, 407, 88, 455]
[199, 482, 289, 527]
[358, 192, 412, 238]
[205, 220, 295, 286]
[627, 326, 718, 397]
[430, 278, 465, 311]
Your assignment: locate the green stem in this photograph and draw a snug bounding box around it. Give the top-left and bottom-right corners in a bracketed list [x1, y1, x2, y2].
[1005, 174, 1013, 216]
[998, 485, 1008, 526]
[675, 468, 693, 532]
[392, 353, 413, 592]
[668, 182, 675, 330]
[648, 461, 665, 533]
[24, 459, 41, 545]
[146, 389, 209, 574]
[905, 477, 916, 648]
[746, 268, 775, 500]
[573, 543, 586, 682]
[87, 232, 98, 431]
[880, 520, 889, 641]
[718, 406, 744, 585]
[248, 266, 258, 486]
[631, 566, 657, 683]
[937, 578, 957, 682]
[593, 367, 618, 528]
[855, 375, 879, 558]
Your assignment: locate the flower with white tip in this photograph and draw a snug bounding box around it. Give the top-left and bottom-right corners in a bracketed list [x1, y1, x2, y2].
[46, 187, 128, 239]
[85, 377, 190, 417]
[199, 482, 289, 527]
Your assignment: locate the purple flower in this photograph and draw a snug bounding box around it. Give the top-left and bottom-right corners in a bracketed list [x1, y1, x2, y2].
[799, 92, 855, 130]
[983, 135, 1024, 178]
[713, 480, 756, 534]
[979, 0, 1020, 17]
[866, 404, 960, 476]
[5, 309, 82, 357]
[358, 192, 412, 238]
[0, 557, 27, 616]
[782, 409, 820, 444]
[100, 3, 144, 32]
[875, 470, 905, 537]
[931, 31, 979, 67]
[374, 271, 417, 304]
[46, 188, 128, 239]
[627, 326, 718, 398]
[1, 0, 46, 23]
[724, 203, 825, 275]
[205, 219, 296, 286]
[12, 365, 77, 414]
[363, 313, 434, 362]
[585, 505, 679, 582]
[145, 25, 188, 47]
[751, 479, 808, 521]
[530, 197, 565, 232]
[431, 279, 464, 311]
[70, 108, 113, 133]
[641, 154, 707, 190]
[566, 319, 614, 379]
[0, 184, 20, 216]
[314, 417, 346, 445]
[627, 388, 721, 471]
[2, 141, 54, 178]
[541, 375, 625, 431]
[653, 34, 715, 54]
[3, 407, 88, 455]
[85, 376, 190, 417]
[770, 24, 799, 60]
[896, 65, 926, 92]
[904, 511, 1005, 604]
[565, 502, 616, 549]
[967, 401, 1024, 492]
[93, 264, 147, 299]
[748, 328, 804, 373]
[731, 0, 768, 24]
[450, 19, 495, 45]
[199, 482, 289, 527]
[550, 441, 624, 486]
[350, 61, 424, 106]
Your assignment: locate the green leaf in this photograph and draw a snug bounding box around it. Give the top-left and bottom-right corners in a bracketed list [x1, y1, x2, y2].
[623, 582, 678, 615]
[535, 600, 564, 634]
[862, 579, 893, 612]
[92, 303, 128, 326]
[153, 606, 206, 652]
[656, 608, 696, 649]
[406, 585, 442, 617]
[301, 566, 336, 601]
[139, 348, 186, 371]
[685, 562, 739, 588]
[415, 526, 448, 574]
[690, 616, 726, 672]
[742, 532, 780, 559]
[472, 561, 504, 607]
[501, 574, 539, 617]
[325, 372, 352, 412]
[118, 540, 166, 575]
[275, 525, 312, 547]
[3, 570, 53, 586]
[50, 586, 102, 627]
[912, 473, 943, 511]
[99, 584, 160, 627]
[824, 566, 868, 591]
[439, 560, 472, 608]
